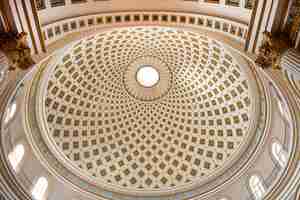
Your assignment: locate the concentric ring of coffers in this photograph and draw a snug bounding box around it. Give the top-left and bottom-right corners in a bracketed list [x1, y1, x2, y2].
[29, 26, 264, 198]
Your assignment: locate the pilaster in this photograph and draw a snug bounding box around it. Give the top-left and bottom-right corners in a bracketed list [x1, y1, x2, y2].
[246, 0, 291, 54]
[6, 0, 46, 54]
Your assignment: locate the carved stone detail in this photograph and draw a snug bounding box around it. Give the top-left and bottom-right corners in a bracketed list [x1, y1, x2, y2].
[0, 32, 35, 71]
[290, 14, 300, 44]
[255, 31, 289, 69]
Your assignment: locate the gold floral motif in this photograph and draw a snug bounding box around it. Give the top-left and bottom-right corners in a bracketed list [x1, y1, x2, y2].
[0, 32, 35, 71]
[255, 31, 289, 69]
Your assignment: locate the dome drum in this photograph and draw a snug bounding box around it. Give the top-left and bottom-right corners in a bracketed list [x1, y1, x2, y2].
[0, 19, 299, 200]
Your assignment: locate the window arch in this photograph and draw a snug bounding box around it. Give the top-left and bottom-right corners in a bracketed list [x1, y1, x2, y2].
[8, 144, 25, 171]
[32, 177, 48, 200]
[4, 101, 17, 124]
[272, 142, 288, 168]
[249, 175, 266, 199]
[278, 100, 292, 126]
[269, 82, 291, 123]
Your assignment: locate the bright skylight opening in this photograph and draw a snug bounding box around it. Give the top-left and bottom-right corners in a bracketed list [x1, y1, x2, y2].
[136, 66, 159, 87]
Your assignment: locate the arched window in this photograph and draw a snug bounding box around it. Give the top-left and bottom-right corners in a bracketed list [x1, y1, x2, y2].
[32, 177, 48, 200]
[249, 175, 266, 199]
[272, 142, 288, 168]
[4, 101, 17, 124]
[270, 84, 291, 124]
[8, 144, 25, 171]
[268, 82, 291, 122]
[277, 99, 284, 114]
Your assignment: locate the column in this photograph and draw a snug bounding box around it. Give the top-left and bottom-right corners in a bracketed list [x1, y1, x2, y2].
[245, 0, 289, 53]
[296, 28, 300, 50]
[240, 0, 246, 9]
[45, 0, 51, 9]
[0, 10, 9, 32]
[8, 0, 46, 54]
[0, 0, 17, 32]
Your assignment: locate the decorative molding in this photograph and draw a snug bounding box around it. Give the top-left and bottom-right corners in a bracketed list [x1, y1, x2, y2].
[0, 32, 35, 71]
[41, 11, 249, 46]
[29, 0, 46, 53]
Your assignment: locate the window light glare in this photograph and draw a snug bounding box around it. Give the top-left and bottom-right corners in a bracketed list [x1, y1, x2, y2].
[32, 177, 48, 200]
[249, 175, 266, 200]
[136, 66, 159, 87]
[4, 102, 17, 124]
[272, 142, 288, 167]
[8, 144, 25, 171]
